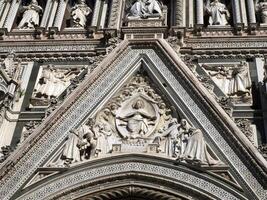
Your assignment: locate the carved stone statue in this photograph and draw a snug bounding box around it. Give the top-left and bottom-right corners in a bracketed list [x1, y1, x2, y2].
[179, 128, 221, 165]
[257, 1, 267, 24]
[93, 122, 117, 156]
[71, 0, 92, 28]
[228, 62, 251, 96]
[18, 0, 43, 29]
[154, 118, 180, 157]
[205, 0, 230, 26]
[127, 0, 162, 19]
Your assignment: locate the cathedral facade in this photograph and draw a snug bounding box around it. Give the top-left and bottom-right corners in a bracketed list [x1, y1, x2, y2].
[0, 0, 267, 199]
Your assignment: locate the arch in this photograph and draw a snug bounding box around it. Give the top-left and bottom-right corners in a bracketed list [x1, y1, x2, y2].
[17, 155, 247, 200]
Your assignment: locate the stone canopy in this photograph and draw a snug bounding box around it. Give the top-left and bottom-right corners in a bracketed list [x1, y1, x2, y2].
[0, 39, 266, 200]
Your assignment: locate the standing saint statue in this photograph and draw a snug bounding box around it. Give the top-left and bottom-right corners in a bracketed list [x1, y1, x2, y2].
[205, 0, 230, 26]
[228, 62, 251, 96]
[18, 0, 43, 29]
[71, 0, 92, 28]
[128, 0, 162, 19]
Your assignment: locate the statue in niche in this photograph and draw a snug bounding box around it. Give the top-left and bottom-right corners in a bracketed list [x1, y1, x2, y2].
[257, 0, 267, 24]
[205, 0, 230, 26]
[204, 62, 251, 97]
[116, 99, 157, 139]
[71, 0, 92, 28]
[34, 65, 79, 100]
[127, 0, 163, 19]
[18, 0, 43, 29]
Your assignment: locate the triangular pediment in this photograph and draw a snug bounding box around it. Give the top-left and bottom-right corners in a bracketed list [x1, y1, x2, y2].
[0, 40, 266, 200]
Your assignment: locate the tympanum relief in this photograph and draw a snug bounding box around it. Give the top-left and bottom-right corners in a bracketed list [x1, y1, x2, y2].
[71, 0, 92, 28]
[202, 61, 252, 104]
[205, 0, 230, 26]
[31, 64, 83, 107]
[18, 0, 43, 29]
[49, 74, 223, 167]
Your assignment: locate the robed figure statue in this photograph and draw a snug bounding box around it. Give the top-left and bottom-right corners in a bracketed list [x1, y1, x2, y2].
[18, 0, 43, 29]
[71, 0, 92, 28]
[205, 0, 230, 26]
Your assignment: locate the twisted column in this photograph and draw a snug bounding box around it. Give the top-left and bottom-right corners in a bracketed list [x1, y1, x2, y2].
[176, 0, 184, 26]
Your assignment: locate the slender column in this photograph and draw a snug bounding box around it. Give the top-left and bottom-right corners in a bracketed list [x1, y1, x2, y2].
[246, 0, 256, 24]
[49, 0, 59, 28]
[240, 0, 248, 26]
[0, 1, 10, 28]
[3, 0, 19, 31]
[100, 0, 108, 28]
[196, 0, 204, 25]
[176, 0, 184, 26]
[188, 0, 194, 27]
[232, 0, 242, 24]
[91, 0, 102, 26]
[0, 1, 6, 19]
[53, 0, 68, 30]
[41, 0, 53, 27]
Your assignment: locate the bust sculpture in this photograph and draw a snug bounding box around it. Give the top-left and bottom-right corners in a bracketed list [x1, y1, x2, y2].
[18, 0, 43, 29]
[127, 0, 163, 19]
[71, 0, 92, 28]
[205, 0, 230, 26]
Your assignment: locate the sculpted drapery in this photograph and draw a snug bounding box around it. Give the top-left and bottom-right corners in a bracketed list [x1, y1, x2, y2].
[71, 0, 92, 28]
[205, 0, 230, 26]
[128, 0, 162, 19]
[18, 0, 43, 29]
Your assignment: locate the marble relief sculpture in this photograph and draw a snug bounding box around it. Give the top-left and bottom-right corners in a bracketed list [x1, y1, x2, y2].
[71, 0, 92, 28]
[33, 65, 80, 101]
[18, 0, 43, 29]
[203, 62, 251, 97]
[205, 0, 230, 26]
[127, 0, 163, 19]
[50, 74, 223, 167]
[257, 1, 267, 24]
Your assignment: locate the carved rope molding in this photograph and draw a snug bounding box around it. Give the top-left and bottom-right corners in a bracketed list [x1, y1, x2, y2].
[0, 42, 266, 199]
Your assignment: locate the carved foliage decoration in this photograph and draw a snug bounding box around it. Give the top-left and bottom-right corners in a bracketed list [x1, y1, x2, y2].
[48, 74, 223, 167]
